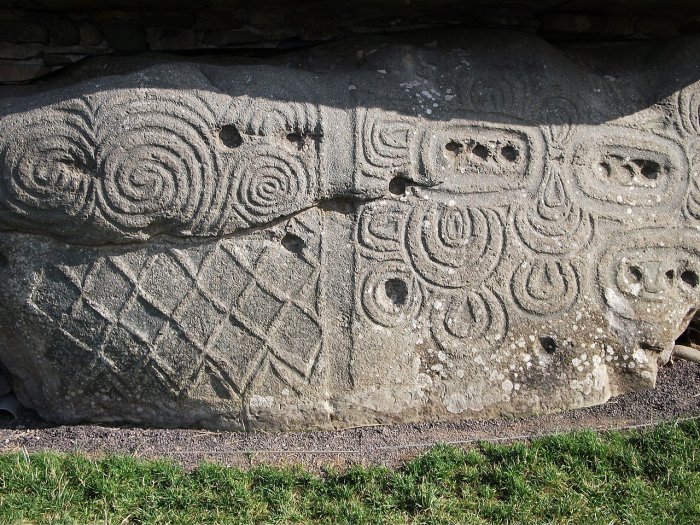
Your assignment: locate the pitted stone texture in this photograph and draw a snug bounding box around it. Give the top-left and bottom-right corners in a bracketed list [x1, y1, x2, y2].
[0, 31, 698, 430]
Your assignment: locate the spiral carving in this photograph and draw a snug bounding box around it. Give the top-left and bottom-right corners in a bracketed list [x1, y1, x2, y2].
[512, 258, 579, 316]
[95, 93, 217, 232]
[406, 202, 503, 289]
[231, 146, 314, 225]
[431, 288, 507, 353]
[514, 167, 592, 254]
[0, 101, 95, 224]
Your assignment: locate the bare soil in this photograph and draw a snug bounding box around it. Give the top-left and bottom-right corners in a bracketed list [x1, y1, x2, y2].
[0, 359, 698, 471]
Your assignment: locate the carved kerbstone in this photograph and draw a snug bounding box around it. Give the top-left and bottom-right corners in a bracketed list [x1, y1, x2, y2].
[0, 32, 698, 430]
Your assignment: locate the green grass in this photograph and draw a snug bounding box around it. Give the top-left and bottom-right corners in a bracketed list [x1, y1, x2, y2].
[0, 419, 699, 525]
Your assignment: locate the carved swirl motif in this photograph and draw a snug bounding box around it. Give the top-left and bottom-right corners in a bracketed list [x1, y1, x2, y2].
[359, 262, 422, 328]
[96, 93, 217, 231]
[406, 202, 503, 289]
[431, 288, 507, 353]
[357, 201, 409, 259]
[599, 228, 700, 322]
[0, 101, 95, 223]
[231, 146, 313, 225]
[512, 258, 579, 316]
[358, 108, 418, 177]
[514, 167, 592, 254]
[678, 83, 700, 135]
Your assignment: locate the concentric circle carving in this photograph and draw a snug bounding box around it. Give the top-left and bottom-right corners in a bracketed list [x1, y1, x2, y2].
[359, 262, 422, 328]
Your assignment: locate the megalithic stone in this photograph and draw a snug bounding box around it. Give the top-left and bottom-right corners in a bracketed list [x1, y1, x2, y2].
[0, 31, 697, 430]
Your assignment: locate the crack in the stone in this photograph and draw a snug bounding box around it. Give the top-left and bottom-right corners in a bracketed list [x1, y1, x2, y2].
[0, 194, 387, 250]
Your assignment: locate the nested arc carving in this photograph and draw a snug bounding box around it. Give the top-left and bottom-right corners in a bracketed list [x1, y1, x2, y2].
[514, 166, 593, 255]
[511, 258, 580, 317]
[538, 93, 584, 147]
[405, 202, 504, 289]
[677, 82, 700, 136]
[356, 199, 508, 349]
[356, 107, 421, 179]
[684, 140, 700, 223]
[357, 200, 410, 259]
[431, 287, 508, 354]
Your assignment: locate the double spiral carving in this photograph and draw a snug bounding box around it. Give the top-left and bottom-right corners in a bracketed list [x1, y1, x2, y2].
[0, 91, 221, 237]
[231, 146, 314, 225]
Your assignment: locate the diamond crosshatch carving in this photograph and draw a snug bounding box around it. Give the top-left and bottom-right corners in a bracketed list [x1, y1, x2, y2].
[29, 234, 323, 402]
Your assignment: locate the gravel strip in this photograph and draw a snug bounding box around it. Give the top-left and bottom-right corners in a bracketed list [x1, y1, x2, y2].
[1, 359, 698, 471]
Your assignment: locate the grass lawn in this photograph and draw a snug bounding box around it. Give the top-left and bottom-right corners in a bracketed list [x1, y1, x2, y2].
[0, 419, 698, 524]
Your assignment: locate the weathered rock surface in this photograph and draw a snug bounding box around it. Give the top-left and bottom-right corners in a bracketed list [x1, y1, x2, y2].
[0, 31, 698, 430]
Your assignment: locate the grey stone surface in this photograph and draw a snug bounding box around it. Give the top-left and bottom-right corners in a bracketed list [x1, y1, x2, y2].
[0, 31, 698, 430]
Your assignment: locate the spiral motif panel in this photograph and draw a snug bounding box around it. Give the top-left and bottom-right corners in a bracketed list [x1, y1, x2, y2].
[230, 146, 315, 226]
[0, 101, 95, 224]
[94, 93, 218, 232]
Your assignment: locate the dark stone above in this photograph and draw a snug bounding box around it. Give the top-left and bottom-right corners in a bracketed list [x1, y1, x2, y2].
[0, 0, 698, 83]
